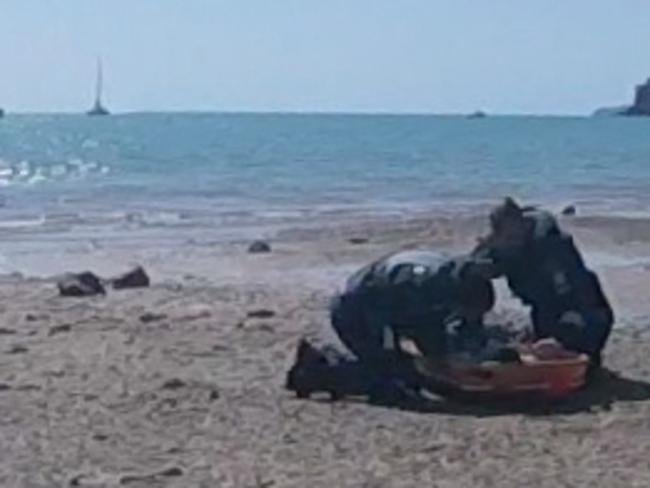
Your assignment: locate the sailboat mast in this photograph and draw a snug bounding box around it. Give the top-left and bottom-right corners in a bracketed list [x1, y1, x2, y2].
[87, 57, 110, 115]
[95, 58, 103, 105]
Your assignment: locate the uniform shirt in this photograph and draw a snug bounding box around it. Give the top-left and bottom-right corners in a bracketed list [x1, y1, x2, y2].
[339, 250, 478, 356]
[475, 209, 613, 329]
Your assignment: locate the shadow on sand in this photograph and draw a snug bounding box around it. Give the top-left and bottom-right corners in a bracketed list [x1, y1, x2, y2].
[288, 366, 650, 417]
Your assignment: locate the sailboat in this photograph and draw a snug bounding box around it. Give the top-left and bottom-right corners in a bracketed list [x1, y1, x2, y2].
[87, 59, 110, 116]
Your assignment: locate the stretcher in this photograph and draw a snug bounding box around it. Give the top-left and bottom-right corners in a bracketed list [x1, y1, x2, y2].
[414, 342, 589, 399]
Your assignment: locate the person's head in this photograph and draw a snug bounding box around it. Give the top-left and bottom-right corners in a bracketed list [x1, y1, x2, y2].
[487, 197, 531, 255]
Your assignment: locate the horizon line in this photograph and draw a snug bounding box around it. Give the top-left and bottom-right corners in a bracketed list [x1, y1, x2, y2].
[0, 108, 619, 118]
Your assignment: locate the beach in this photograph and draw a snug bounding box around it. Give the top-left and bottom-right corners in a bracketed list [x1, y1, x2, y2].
[3, 0, 650, 483]
[0, 211, 649, 487]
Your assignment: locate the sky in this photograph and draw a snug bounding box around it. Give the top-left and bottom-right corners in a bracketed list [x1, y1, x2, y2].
[0, 0, 648, 114]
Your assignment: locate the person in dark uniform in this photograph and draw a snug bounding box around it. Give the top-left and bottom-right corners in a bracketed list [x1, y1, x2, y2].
[286, 250, 496, 400]
[330, 251, 494, 364]
[473, 198, 614, 369]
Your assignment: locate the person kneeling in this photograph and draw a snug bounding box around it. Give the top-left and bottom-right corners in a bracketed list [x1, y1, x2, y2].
[473, 197, 614, 371]
[286, 251, 495, 402]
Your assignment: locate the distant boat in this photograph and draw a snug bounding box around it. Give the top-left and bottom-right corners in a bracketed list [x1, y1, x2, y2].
[467, 110, 487, 119]
[0, 108, 4, 119]
[87, 59, 110, 116]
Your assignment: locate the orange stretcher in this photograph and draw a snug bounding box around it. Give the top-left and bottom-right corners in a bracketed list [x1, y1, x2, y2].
[414, 343, 589, 399]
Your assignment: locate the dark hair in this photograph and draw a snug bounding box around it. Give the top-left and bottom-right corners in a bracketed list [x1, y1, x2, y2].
[489, 197, 523, 230]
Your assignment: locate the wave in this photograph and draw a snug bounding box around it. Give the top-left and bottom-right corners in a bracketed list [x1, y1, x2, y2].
[0, 157, 110, 186]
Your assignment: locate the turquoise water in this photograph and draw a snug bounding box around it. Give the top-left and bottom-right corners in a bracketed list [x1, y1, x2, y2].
[0, 113, 650, 237]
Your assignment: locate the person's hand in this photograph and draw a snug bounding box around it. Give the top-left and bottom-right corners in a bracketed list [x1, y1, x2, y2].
[530, 338, 575, 360]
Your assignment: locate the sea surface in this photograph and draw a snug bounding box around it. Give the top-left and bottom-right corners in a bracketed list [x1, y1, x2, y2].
[0, 112, 649, 273]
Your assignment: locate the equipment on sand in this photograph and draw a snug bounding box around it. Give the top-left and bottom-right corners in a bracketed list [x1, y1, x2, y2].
[415, 340, 589, 399]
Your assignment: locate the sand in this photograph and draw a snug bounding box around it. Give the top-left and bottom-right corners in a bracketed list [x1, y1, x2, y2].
[1, 212, 650, 487]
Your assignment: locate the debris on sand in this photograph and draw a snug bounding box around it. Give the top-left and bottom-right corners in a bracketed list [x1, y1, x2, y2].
[561, 205, 577, 216]
[246, 309, 276, 319]
[7, 344, 28, 354]
[58, 272, 105, 297]
[348, 237, 369, 245]
[48, 324, 72, 336]
[161, 378, 186, 390]
[139, 312, 167, 323]
[112, 266, 150, 290]
[248, 240, 272, 254]
[25, 313, 49, 322]
[119, 466, 184, 485]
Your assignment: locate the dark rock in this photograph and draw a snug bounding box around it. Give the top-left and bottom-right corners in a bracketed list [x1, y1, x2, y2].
[58, 272, 105, 297]
[209, 389, 220, 401]
[8, 344, 28, 354]
[158, 467, 183, 477]
[139, 312, 167, 323]
[0, 383, 11, 392]
[25, 314, 50, 322]
[348, 237, 369, 245]
[119, 475, 138, 485]
[248, 240, 271, 254]
[0, 327, 16, 335]
[561, 205, 577, 216]
[119, 467, 184, 485]
[161, 378, 186, 390]
[112, 266, 150, 290]
[92, 433, 109, 441]
[246, 309, 276, 319]
[625, 78, 650, 116]
[49, 324, 72, 336]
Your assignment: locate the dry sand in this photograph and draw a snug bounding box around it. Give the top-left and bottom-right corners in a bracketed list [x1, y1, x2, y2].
[1, 212, 650, 487]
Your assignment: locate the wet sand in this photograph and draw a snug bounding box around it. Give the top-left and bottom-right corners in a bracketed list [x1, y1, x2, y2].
[1, 212, 650, 486]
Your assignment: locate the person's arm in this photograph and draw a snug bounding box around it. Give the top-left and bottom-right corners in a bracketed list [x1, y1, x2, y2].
[470, 238, 504, 280]
[564, 270, 614, 325]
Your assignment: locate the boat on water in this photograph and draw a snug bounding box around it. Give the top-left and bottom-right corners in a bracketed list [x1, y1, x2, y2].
[467, 110, 487, 119]
[87, 59, 110, 116]
[0, 108, 4, 118]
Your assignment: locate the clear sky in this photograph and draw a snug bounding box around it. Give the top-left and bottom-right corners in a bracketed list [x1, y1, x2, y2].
[0, 0, 648, 114]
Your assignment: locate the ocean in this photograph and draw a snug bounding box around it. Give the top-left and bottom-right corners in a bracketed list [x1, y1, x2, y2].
[0, 112, 649, 273]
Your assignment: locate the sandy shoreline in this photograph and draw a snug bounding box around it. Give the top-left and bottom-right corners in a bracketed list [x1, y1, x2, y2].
[0, 210, 650, 486]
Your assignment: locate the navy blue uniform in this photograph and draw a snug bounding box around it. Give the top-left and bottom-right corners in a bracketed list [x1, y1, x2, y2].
[331, 251, 493, 366]
[474, 209, 613, 364]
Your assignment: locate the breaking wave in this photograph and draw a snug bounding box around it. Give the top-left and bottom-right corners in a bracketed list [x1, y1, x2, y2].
[0, 158, 110, 186]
